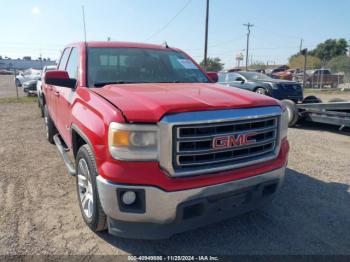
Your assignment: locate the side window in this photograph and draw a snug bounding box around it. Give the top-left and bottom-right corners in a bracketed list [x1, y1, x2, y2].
[227, 73, 239, 81]
[58, 48, 71, 70]
[65, 48, 79, 79]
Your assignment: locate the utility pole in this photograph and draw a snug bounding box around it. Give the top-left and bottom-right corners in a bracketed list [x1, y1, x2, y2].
[299, 38, 303, 52]
[243, 22, 253, 70]
[301, 48, 308, 92]
[203, 0, 209, 70]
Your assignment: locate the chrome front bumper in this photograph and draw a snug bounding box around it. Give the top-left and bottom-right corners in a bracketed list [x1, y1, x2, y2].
[97, 166, 286, 226]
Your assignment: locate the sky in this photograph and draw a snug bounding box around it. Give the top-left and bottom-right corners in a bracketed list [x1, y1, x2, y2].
[1, 0, 349, 68]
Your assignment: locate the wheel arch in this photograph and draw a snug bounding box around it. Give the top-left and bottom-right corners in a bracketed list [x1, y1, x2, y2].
[71, 125, 95, 159]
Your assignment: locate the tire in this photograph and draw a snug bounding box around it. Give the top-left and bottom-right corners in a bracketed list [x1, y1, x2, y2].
[44, 105, 57, 144]
[38, 97, 44, 117]
[255, 87, 267, 95]
[76, 144, 107, 232]
[281, 99, 299, 127]
[39, 103, 44, 117]
[302, 95, 322, 104]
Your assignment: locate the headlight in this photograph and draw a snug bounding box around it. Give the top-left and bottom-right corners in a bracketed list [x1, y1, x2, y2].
[108, 123, 158, 161]
[280, 109, 288, 139]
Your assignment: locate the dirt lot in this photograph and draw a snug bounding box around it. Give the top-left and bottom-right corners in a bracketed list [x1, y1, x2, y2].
[0, 76, 350, 255]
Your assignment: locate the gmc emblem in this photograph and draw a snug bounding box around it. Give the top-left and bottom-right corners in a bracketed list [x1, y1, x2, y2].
[212, 133, 257, 149]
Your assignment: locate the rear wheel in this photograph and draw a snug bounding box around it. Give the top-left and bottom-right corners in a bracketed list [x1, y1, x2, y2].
[76, 144, 107, 232]
[38, 97, 44, 117]
[44, 105, 57, 144]
[255, 87, 267, 95]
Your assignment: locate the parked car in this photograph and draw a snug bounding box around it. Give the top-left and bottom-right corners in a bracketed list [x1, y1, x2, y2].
[218, 71, 303, 103]
[42, 41, 289, 239]
[22, 80, 38, 95]
[298, 69, 344, 88]
[0, 69, 13, 75]
[37, 65, 57, 117]
[271, 70, 293, 80]
[266, 65, 289, 76]
[15, 68, 41, 87]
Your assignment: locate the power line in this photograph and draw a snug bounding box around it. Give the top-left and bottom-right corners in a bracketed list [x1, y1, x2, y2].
[184, 34, 245, 53]
[146, 0, 192, 41]
[254, 25, 301, 40]
[208, 34, 246, 48]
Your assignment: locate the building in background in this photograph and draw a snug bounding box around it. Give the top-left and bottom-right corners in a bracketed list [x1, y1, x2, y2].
[0, 58, 56, 70]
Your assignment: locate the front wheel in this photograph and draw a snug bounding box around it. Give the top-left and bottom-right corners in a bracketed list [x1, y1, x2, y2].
[76, 145, 107, 232]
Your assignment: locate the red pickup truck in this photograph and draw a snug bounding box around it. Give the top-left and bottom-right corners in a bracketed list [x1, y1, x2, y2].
[42, 41, 289, 239]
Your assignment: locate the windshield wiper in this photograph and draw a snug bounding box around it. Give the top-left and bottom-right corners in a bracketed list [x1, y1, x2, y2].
[93, 81, 136, 87]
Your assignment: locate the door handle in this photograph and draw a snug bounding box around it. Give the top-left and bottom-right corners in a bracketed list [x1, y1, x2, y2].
[54, 91, 60, 97]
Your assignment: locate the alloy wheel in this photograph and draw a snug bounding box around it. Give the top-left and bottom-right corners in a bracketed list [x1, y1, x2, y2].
[77, 158, 94, 219]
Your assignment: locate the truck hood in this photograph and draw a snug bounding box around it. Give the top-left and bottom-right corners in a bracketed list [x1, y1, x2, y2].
[91, 83, 280, 122]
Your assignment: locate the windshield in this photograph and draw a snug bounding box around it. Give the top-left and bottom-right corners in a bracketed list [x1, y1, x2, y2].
[87, 47, 209, 86]
[239, 72, 273, 81]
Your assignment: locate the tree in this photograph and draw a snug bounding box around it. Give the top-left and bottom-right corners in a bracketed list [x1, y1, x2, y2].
[327, 55, 350, 73]
[200, 57, 224, 72]
[289, 55, 321, 69]
[249, 61, 267, 70]
[309, 38, 348, 64]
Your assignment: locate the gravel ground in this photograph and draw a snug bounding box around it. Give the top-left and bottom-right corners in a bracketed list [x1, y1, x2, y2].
[0, 100, 349, 256]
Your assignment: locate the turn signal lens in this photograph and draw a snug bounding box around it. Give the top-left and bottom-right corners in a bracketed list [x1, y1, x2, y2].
[111, 131, 130, 146]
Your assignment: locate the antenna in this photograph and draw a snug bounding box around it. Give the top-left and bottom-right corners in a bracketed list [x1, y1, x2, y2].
[162, 41, 169, 48]
[82, 5, 87, 42]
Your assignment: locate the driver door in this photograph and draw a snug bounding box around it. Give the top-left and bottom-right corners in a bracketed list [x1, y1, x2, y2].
[55, 47, 79, 145]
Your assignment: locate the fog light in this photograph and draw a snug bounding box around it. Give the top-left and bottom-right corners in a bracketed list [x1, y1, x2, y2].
[122, 191, 137, 205]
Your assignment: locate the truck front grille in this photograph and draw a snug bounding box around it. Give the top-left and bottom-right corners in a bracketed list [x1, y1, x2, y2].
[172, 117, 278, 171]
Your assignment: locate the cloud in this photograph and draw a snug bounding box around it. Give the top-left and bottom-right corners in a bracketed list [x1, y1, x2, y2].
[31, 6, 40, 15]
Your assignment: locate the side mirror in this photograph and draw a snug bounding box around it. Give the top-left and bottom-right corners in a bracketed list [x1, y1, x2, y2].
[45, 70, 76, 88]
[236, 77, 245, 83]
[206, 71, 218, 83]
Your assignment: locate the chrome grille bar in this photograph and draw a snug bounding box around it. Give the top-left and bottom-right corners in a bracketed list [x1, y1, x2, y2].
[174, 116, 278, 169]
[158, 106, 282, 177]
[177, 141, 275, 167]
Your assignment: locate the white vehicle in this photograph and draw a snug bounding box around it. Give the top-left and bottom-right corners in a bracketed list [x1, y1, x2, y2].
[37, 65, 56, 117]
[15, 68, 42, 87]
